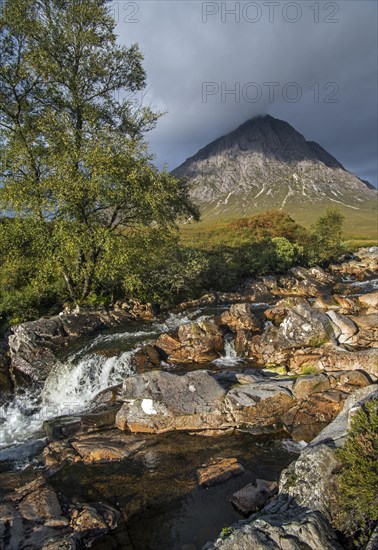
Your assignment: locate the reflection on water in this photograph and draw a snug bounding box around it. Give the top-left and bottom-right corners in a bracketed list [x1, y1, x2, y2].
[51, 432, 299, 550]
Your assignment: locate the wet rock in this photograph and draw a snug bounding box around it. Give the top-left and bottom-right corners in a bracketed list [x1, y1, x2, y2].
[8, 310, 143, 386]
[234, 329, 253, 357]
[0, 340, 12, 401]
[156, 320, 224, 363]
[93, 383, 124, 404]
[18, 484, 63, 522]
[43, 416, 82, 441]
[0, 502, 25, 549]
[131, 344, 161, 371]
[220, 304, 260, 333]
[43, 440, 81, 468]
[69, 501, 119, 534]
[116, 370, 228, 434]
[231, 479, 278, 516]
[197, 458, 244, 487]
[326, 311, 359, 344]
[43, 405, 121, 441]
[71, 431, 148, 463]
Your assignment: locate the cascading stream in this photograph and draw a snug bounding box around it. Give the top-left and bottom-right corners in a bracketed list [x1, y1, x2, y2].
[0, 311, 206, 451]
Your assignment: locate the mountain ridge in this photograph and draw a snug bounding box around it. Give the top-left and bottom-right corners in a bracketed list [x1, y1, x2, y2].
[173, 115, 376, 220]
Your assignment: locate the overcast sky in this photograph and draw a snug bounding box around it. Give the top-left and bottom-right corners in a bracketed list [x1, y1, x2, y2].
[114, 0, 378, 187]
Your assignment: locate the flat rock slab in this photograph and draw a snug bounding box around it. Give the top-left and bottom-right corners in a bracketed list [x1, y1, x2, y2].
[71, 430, 149, 463]
[197, 458, 245, 487]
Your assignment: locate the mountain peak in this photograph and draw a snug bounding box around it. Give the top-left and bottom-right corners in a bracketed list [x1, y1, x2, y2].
[173, 116, 376, 219]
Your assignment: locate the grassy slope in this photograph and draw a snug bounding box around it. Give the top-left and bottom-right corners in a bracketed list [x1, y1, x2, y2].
[180, 202, 378, 250]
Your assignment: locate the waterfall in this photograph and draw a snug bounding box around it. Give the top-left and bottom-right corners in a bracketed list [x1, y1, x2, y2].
[0, 311, 204, 451]
[212, 335, 244, 367]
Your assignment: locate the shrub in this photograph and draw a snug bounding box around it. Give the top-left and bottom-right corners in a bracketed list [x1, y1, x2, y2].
[334, 399, 378, 545]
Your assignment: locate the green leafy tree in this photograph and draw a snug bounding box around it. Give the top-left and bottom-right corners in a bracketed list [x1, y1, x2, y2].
[307, 208, 345, 265]
[0, 0, 198, 305]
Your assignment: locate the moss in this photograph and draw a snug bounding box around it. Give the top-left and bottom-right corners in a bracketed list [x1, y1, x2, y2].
[285, 472, 298, 489]
[220, 527, 234, 539]
[333, 399, 378, 546]
[299, 364, 319, 375]
[307, 336, 328, 348]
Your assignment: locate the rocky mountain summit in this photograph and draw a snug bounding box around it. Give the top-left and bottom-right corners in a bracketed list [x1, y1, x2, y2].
[173, 115, 377, 218]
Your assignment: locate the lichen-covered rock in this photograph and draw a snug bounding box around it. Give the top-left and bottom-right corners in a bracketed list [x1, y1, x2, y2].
[205, 496, 343, 550]
[220, 304, 260, 333]
[116, 370, 228, 433]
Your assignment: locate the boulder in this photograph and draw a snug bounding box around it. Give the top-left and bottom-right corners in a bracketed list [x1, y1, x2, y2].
[69, 502, 119, 535]
[325, 311, 359, 344]
[225, 379, 295, 432]
[260, 303, 335, 365]
[288, 346, 378, 380]
[8, 309, 146, 386]
[205, 496, 343, 550]
[275, 266, 332, 298]
[131, 344, 161, 371]
[197, 458, 244, 487]
[358, 290, 378, 311]
[265, 297, 308, 326]
[155, 320, 224, 363]
[116, 370, 228, 434]
[220, 304, 260, 332]
[231, 479, 278, 516]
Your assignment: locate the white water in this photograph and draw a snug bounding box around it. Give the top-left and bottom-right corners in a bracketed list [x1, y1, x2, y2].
[0, 311, 205, 451]
[212, 337, 244, 367]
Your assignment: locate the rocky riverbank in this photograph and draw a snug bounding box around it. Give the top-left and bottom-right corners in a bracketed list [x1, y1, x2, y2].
[205, 385, 378, 550]
[0, 247, 377, 549]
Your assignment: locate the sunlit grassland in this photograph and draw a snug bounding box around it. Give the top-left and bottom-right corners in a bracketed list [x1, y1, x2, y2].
[180, 203, 378, 250]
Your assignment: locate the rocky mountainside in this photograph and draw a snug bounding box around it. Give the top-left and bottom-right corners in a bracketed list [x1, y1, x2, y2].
[173, 115, 377, 219]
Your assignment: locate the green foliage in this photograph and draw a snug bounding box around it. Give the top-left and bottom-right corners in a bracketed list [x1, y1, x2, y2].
[306, 208, 346, 266]
[220, 527, 234, 539]
[334, 400, 378, 544]
[230, 211, 306, 243]
[0, 0, 197, 305]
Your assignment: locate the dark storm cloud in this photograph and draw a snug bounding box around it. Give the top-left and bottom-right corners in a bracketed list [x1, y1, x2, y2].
[114, 0, 378, 186]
